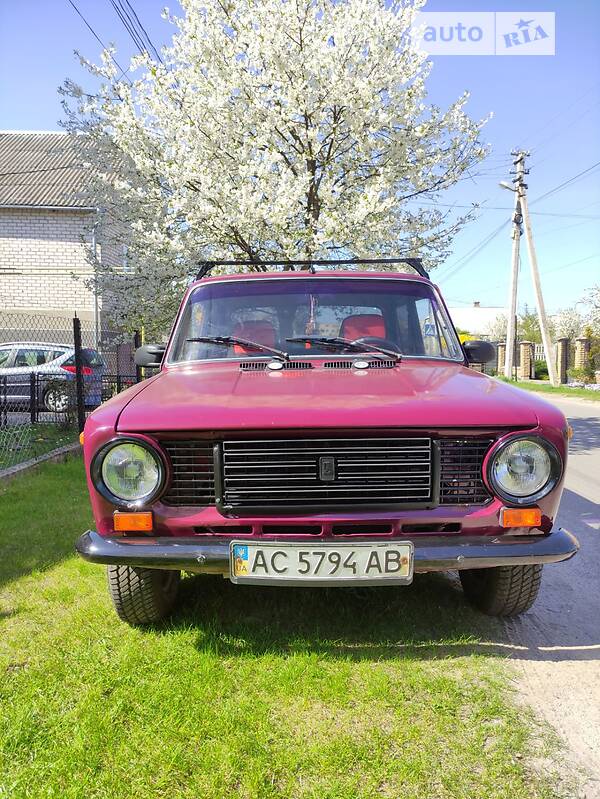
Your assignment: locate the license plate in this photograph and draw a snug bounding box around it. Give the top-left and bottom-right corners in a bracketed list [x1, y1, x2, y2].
[229, 541, 414, 585]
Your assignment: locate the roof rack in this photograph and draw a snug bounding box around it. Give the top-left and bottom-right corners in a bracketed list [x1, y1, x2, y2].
[195, 257, 429, 281]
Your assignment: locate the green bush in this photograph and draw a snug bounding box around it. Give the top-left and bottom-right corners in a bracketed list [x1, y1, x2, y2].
[567, 366, 593, 384]
[534, 359, 549, 381]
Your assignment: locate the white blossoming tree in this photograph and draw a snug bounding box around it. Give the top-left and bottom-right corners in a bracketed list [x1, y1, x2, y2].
[485, 313, 508, 343]
[552, 306, 585, 340]
[587, 285, 600, 335]
[62, 0, 489, 333]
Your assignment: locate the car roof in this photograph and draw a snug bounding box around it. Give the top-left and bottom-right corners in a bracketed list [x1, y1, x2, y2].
[189, 270, 434, 290]
[0, 342, 71, 349]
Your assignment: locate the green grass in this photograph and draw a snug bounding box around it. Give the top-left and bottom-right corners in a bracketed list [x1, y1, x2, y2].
[496, 378, 600, 402]
[0, 422, 78, 470]
[0, 459, 569, 799]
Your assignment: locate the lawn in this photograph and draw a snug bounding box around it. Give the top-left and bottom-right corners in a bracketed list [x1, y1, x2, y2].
[496, 378, 600, 402]
[0, 459, 568, 799]
[0, 422, 78, 471]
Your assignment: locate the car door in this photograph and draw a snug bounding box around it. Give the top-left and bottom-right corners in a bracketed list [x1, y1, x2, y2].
[5, 347, 54, 403]
[0, 347, 16, 409]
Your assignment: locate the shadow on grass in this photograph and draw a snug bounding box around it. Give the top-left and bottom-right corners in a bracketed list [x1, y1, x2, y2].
[166, 508, 600, 663]
[0, 456, 89, 590]
[169, 570, 508, 662]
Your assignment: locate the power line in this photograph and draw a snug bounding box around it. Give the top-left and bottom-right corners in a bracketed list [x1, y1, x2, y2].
[464, 250, 600, 300]
[541, 252, 600, 277]
[122, 0, 163, 63]
[531, 160, 600, 205]
[109, 0, 147, 56]
[108, 0, 164, 64]
[523, 81, 600, 152]
[437, 220, 509, 282]
[408, 201, 600, 220]
[66, 0, 132, 84]
[0, 163, 85, 178]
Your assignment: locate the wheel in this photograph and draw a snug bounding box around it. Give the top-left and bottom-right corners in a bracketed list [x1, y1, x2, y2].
[43, 386, 70, 413]
[106, 566, 180, 625]
[459, 564, 542, 617]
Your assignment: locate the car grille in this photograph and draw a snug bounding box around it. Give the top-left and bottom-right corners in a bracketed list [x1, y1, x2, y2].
[239, 361, 313, 371]
[221, 437, 433, 510]
[323, 360, 396, 369]
[160, 440, 215, 506]
[159, 436, 493, 509]
[439, 439, 493, 504]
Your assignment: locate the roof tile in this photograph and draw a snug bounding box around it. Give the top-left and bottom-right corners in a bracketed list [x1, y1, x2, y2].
[0, 132, 96, 208]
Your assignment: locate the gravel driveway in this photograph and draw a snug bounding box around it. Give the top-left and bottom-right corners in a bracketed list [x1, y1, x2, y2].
[503, 395, 600, 797]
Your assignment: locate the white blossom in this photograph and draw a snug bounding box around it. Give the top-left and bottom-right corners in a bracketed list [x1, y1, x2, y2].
[585, 285, 600, 336]
[62, 0, 489, 334]
[485, 314, 508, 343]
[552, 307, 585, 340]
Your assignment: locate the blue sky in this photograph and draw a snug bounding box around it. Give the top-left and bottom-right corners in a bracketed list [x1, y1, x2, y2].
[1, 0, 598, 313]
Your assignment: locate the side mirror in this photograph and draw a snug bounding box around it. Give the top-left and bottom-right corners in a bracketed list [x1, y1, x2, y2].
[463, 340, 496, 365]
[134, 344, 166, 368]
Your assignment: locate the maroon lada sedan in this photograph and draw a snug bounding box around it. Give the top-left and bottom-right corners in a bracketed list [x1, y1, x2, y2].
[76, 261, 578, 625]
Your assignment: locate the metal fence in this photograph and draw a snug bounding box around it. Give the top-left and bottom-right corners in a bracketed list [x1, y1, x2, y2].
[0, 312, 141, 471]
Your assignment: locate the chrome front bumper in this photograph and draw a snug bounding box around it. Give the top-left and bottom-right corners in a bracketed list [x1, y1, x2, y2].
[76, 528, 579, 575]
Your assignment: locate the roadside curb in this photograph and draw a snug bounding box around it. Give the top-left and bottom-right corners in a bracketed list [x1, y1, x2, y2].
[0, 442, 81, 485]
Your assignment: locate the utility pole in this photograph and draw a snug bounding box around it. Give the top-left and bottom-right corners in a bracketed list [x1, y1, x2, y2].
[92, 217, 100, 350]
[519, 158, 558, 386]
[503, 153, 523, 379]
[501, 152, 558, 386]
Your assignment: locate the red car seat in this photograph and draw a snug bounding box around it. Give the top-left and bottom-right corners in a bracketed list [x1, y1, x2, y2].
[232, 320, 277, 354]
[340, 314, 385, 340]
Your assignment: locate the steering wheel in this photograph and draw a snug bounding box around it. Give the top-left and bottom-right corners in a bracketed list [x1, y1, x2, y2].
[351, 336, 402, 354]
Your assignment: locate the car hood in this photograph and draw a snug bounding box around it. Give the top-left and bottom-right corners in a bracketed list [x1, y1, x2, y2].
[116, 360, 543, 432]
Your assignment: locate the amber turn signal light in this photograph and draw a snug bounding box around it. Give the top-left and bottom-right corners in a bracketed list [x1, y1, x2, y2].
[113, 511, 153, 532]
[500, 507, 542, 528]
[79, 432, 85, 445]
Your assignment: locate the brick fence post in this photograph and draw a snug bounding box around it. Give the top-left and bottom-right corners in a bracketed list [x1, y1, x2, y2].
[518, 341, 534, 380]
[574, 337, 590, 370]
[556, 337, 569, 384]
[497, 342, 506, 374]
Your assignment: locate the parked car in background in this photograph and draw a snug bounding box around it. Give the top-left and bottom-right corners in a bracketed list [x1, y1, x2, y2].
[76, 262, 578, 626]
[0, 342, 105, 412]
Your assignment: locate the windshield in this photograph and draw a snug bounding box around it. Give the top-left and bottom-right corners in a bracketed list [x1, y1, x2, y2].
[168, 278, 463, 363]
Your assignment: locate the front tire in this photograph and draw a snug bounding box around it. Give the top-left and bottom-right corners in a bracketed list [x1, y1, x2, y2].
[459, 564, 542, 617]
[106, 566, 180, 625]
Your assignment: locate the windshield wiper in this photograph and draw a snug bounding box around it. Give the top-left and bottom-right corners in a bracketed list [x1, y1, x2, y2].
[286, 336, 401, 362]
[186, 336, 290, 361]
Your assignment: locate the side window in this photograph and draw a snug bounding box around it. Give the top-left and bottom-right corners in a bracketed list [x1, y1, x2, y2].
[410, 298, 461, 359]
[0, 348, 13, 368]
[13, 348, 52, 368]
[430, 301, 461, 358]
[413, 299, 437, 356]
[82, 349, 104, 367]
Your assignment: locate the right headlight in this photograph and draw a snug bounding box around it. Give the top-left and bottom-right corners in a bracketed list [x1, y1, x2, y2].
[91, 438, 166, 508]
[488, 436, 562, 505]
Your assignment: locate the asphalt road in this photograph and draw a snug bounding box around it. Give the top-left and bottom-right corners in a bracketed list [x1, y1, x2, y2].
[503, 395, 600, 796]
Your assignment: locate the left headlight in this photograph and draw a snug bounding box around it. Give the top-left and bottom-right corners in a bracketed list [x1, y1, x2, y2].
[92, 439, 165, 507]
[488, 436, 561, 505]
